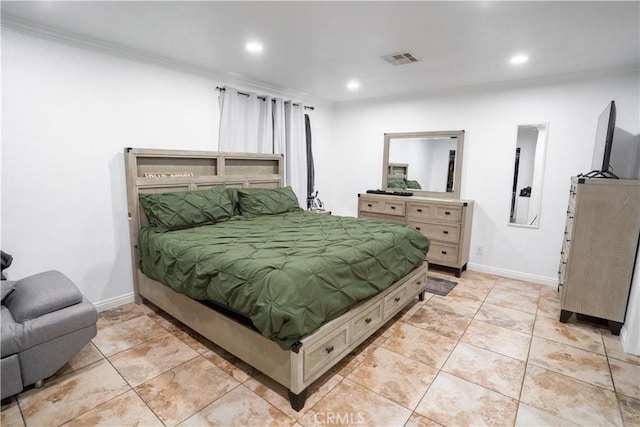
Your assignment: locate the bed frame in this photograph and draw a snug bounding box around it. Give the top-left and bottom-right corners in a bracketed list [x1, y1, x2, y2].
[124, 148, 429, 410]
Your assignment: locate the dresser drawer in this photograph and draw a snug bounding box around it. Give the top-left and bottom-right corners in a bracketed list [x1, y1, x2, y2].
[349, 303, 383, 344]
[359, 197, 405, 217]
[409, 220, 460, 244]
[359, 211, 405, 224]
[428, 242, 459, 264]
[383, 285, 408, 318]
[359, 197, 383, 214]
[408, 203, 463, 222]
[303, 327, 348, 381]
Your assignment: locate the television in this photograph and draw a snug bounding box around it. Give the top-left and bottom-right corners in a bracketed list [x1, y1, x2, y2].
[582, 100, 617, 178]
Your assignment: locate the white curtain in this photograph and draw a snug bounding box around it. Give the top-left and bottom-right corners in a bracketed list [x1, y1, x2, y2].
[218, 86, 308, 207]
[284, 102, 307, 207]
[218, 87, 273, 153]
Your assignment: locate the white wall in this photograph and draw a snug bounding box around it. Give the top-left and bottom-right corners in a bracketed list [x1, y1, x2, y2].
[1, 30, 333, 308]
[329, 69, 640, 285]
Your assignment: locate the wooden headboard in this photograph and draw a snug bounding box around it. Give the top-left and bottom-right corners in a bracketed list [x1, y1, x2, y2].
[124, 148, 284, 300]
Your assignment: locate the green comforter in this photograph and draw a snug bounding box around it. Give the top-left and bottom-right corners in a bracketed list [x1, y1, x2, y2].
[139, 212, 430, 349]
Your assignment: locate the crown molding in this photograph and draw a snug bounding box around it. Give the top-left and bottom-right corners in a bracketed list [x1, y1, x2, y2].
[1, 14, 315, 101]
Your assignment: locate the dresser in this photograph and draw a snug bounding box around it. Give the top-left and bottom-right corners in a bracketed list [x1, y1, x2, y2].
[558, 177, 640, 334]
[358, 193, 474, 277]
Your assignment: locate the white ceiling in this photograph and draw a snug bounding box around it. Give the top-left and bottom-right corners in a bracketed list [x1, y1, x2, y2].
[2, 1, 639, 104]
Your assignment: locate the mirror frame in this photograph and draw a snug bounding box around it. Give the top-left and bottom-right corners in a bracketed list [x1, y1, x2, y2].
[382, 130, 465, 199]
[507, 122, 549, 229]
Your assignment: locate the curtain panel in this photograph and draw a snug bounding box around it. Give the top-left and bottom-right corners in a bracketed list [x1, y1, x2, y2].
[218, 86, 308, 207]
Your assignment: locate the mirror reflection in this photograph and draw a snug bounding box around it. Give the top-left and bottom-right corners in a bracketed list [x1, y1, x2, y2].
[383, 130, 464, 199]
[509, 123, 548, 228]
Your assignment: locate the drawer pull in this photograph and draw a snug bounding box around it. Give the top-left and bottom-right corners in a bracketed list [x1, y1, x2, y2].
[444, 211, 451, 215]
[441, 250, 448, 255]
[390, 206, 396, 210]
[394, 297, 401, 302]
[416, 227, 421, 231]
[367, 204, 372, 207]
[442, 230, 449, 234]
[569, 216, 574, 219]
[365, 317, 372, 324]
[325, 345, 334, 354]
[416, 280, 422, 285]
[417, 208, 423, 213]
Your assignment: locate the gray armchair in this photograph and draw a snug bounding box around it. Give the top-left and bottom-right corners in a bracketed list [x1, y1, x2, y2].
[1, 271, 98, 400]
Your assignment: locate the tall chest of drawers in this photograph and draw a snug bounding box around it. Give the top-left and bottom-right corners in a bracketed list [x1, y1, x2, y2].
[358, 194, 474, 277]
[558, 177, 640, 333]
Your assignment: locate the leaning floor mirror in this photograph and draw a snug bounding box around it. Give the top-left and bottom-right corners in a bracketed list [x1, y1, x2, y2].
[509, 123, 549, 228]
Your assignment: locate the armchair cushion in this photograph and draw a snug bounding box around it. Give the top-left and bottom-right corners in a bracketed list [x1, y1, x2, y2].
[1, 281, 15, 303]
[3, 271, 82, 322]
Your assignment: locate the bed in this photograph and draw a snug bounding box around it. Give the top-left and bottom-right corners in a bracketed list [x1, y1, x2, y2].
[124, 148, 430, 410]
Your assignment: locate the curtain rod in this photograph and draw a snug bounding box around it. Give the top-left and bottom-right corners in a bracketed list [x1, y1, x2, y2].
[216, 87, 314, 111]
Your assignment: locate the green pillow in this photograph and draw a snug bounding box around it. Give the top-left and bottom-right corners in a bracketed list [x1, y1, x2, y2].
[405, 179, 422, 189]
[140, 186, 234, 231]
[387, 179, 407, 189]
[237, 187, 301, 216]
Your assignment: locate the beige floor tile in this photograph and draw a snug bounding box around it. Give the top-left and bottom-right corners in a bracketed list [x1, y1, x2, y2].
[528, 336, 613, 390]
[96, 302, 147, 330]
[415, 372, 518, 427]
[460, 319, 531, 361]
[382, 322, 457, 369]
[533, 315, 605, 354]
[62, 389, 162, 427]
[446, 281, 492, 301]
[617, 394, 640, 427]
[298, 379, 412, 427]
[407, 305, 472, 340]
[179, 385, 294, 427]
[426, 294, 482, 318]
[329, 338, 378, 377]
[92, 314, 167, 357]
[135, 356, 240, 426]
[536, 292, 562, 319]
[609, 358, 640, 399]
[520, 365, 623, 427]
[442, 342, 526, 399]
[55, 342, 104, 377]
[17, 360, 130, 427]
[539, 285, 561, 301]
[603, 332, 640, 366]
[348, 346, 438, 409]
[514, 402, 578, 426]
[1, 399, 25, 427]
[404, 412, 443, 427]
[475, 301, 536, 334]
[484, 286, 539, 314]
[244, 370, 343, 420]
[201, 344, 255, 383]
[109, 333, 199, 387]
[494, 278, 541, 298]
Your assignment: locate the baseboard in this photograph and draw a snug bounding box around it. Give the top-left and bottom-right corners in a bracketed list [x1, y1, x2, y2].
[93, 292, 135, 312]
[467, 263, 558, 287]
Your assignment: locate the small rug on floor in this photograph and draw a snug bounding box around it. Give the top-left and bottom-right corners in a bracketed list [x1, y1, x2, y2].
[426, 276, 458, 296]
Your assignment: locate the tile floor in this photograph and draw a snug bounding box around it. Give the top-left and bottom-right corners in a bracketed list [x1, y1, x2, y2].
[2, 270, 639, 426]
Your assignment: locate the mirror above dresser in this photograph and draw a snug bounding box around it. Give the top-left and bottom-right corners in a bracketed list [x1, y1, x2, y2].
[359, 129, 473, 277]
[382, 130, 465, 199]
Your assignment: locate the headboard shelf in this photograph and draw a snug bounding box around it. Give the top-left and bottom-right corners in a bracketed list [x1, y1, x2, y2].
[125, 148, 285, 301]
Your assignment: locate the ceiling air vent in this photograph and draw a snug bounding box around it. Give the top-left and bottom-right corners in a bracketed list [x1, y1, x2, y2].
[381, 52, 419, 66]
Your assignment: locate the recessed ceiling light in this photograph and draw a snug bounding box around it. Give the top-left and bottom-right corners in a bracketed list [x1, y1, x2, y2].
[245, 42, 263, 53]
[510, 54, 529, 65]
[347, 80, 360, 91]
